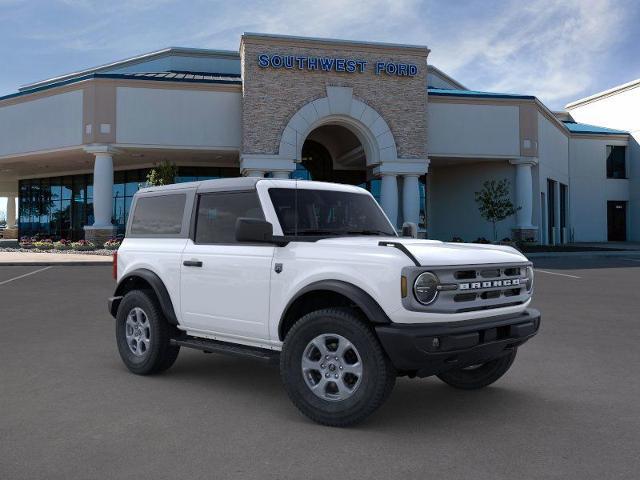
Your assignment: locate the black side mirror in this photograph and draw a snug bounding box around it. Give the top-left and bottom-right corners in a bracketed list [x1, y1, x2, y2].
[235, 217, 275, 243]
[401, 222, 418, 238]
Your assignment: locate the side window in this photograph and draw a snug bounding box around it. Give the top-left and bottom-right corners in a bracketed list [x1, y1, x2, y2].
[130, 194, 186, 236]
[195, 191, 264, 244]
[606, 145, 626, 179]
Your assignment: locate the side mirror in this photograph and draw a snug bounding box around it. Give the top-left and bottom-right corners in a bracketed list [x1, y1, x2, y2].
[401, 222, 418, 238]
[235, 217, 275, 243]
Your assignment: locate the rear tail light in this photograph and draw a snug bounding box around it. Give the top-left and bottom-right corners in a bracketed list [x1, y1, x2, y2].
[112, 251, 118, 280]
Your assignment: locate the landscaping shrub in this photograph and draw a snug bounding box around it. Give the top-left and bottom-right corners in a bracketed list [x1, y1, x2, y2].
[103, 238, 121, 250]
[54, 239, 73, 250]
[71, 240, 96, 251]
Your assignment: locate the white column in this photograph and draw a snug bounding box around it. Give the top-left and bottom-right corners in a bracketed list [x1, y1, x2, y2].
[91, 151, 114, 227]
[271, 171, 290, 179]
[380, 174, 398, 227]
[6, 195, 17, 228]
[512, 160, 535, 228]
[402, 174, 420, 225]
[245, 170, 265, 178]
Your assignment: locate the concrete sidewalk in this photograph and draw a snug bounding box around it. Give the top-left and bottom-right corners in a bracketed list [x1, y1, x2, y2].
[0, 251, 113, 266]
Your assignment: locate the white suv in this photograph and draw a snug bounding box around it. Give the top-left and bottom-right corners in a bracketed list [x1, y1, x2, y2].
[109, 178, 540, 426]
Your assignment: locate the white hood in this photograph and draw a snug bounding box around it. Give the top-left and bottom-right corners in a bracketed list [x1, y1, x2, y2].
[316, 237, 529, 266]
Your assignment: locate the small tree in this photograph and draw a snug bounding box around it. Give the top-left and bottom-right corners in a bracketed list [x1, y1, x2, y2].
[474, 179, 519, 242]
[146, 161, 178, 186]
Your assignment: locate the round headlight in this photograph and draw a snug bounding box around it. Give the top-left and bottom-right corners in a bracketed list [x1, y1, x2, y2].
[525, 266, 534, 292]
[414, 272, 439, 305]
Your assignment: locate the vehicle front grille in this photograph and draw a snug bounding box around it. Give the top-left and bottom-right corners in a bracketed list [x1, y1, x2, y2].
[402, 263, 531, 314]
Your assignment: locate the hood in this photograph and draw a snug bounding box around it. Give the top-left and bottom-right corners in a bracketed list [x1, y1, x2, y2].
[316, 237, 528, 266]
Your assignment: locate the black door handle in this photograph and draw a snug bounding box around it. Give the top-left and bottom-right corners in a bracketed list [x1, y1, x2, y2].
[183, 260, 203, 267]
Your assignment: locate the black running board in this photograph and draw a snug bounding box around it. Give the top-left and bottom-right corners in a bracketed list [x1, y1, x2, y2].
[170, 336, 279, 363]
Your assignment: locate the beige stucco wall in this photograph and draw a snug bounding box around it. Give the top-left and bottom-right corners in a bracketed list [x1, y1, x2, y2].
[427, 101, 520, 157]
[0, 90, 83, 157]
[116, 86, 242, 148]
[240, 35, 428, 160]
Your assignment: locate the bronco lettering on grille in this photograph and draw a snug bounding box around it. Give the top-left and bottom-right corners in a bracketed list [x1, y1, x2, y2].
[459, 279, 520, 290]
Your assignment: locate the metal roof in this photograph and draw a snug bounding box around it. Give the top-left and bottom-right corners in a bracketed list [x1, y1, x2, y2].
[428, 87, 535, 100]
[561, 121, 628, 135]
[0, 71, 242, 103]
[19, 47, 240, 92]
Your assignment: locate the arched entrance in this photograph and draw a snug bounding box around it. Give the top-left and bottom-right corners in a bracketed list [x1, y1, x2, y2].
[294, 123, 383, 206]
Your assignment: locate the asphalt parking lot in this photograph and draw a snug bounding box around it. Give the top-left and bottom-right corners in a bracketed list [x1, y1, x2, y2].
[1, 257, 639, 479]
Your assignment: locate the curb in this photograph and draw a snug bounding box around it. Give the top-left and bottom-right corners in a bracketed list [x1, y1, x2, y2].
[527, 251, 640, 258]
[0, 261, 112, 266]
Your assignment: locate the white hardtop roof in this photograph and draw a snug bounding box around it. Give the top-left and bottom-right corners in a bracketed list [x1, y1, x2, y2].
[136, 177, 370, 195]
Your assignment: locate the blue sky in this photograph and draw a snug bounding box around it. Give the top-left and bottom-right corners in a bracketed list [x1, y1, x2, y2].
[1, 0, 640, 215]
[1, 0, 639, 109]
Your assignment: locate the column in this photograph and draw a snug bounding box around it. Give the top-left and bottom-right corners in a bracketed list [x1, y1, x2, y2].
[271, 171, 291, 179]
[92, 151, 114, 228]
[83, 146, 117, 245]
[402, 174, 420, 226]
[6, 195, 17, 229]
[380, 174, 398, 227]
[245, 170, 265, 178]
[510, 158, 538, 242]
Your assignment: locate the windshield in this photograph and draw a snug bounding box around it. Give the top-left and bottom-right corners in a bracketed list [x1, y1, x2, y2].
[268, 188, 397, 237]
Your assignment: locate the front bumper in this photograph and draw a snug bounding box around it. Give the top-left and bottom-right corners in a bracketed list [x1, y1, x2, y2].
[375, 308, 540, 377]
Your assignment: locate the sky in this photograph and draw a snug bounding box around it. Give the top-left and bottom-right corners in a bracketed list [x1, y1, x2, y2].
[1, 0, 640, 215]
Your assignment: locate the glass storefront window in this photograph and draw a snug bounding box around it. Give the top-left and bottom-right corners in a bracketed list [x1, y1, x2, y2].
[18, 167, 239, 240]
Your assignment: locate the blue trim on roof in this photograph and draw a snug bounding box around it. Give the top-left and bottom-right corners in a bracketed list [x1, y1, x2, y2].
[0, 72, 242, 102]
[562, 121, 628, 135]
[428, 87, 535, 100]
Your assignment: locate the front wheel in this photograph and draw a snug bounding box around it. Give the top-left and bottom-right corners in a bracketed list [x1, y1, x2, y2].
[280, 308, 396, 427]
[115, 290, 180, 375]
[436, 348, 517, 390]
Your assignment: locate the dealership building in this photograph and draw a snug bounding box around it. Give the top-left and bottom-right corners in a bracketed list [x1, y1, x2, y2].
[0, 33, 637, 244]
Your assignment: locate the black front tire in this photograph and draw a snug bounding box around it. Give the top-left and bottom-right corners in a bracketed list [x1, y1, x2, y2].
[436, 348, 517, 390]
[115, 290, 180, 375]
[280, 308, 396, 427]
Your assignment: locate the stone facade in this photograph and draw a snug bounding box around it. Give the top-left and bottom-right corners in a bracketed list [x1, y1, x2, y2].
[240, 34, 429, 161]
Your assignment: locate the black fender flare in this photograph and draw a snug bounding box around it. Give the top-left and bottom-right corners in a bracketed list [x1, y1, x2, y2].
[110, 268, 178, 325]
[279, 280, 391, 339]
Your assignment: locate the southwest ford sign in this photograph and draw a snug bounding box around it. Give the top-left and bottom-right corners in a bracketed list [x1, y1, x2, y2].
[257, 54, 418, 77]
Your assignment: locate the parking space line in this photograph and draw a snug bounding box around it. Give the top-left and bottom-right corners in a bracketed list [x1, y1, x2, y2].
[534, 269, 581, 279]
[623, 258, 640, 262]
[0, 266, 52, 286]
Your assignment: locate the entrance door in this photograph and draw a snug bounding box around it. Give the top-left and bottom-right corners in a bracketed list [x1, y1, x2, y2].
[607, 201, 627, 241]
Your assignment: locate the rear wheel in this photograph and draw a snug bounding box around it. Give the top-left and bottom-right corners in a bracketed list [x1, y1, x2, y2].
[280, 308, 396, 427]
[115, 290, 180, 375]
[436, 349, 517, 390]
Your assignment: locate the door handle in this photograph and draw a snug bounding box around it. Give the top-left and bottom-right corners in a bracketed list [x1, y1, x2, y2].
[183, 260, 203, 267]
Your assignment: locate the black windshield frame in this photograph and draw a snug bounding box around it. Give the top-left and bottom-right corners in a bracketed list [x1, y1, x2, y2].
[268, 187, 397, 239]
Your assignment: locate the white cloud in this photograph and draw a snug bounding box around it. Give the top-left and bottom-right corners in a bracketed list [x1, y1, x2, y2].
[426, 0, 628, 107]
[2, 0, 634, 109]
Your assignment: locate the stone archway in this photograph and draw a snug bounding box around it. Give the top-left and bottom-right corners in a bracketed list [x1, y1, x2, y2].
[278, 86, 398, 166]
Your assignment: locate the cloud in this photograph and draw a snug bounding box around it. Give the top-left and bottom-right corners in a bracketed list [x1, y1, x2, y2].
[425, 0, 629, 108]
[1, 0, 636, 109]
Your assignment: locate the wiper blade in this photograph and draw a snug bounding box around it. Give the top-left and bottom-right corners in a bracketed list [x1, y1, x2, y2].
[345, 230, 392, 236]
[286, 229, 342, 236]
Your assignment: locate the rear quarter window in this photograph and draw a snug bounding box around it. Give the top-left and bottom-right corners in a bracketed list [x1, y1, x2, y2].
[129, 194, 186, 236]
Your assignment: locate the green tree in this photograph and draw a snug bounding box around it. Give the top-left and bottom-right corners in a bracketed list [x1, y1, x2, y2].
[146, 161, 178, 186]
[474, 179, 519, 241]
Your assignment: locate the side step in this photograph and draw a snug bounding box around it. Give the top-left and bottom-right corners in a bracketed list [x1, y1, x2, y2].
[170, 336, 279, 363]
